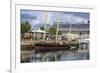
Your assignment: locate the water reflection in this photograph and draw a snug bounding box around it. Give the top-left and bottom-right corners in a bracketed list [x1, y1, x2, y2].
[30, 50, 89, 62]
[21, 41, 89, 63]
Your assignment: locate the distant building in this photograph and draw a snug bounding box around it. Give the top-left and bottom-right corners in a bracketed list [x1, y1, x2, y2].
[53, 23, 90, 39]
[53, 23, 89, 34]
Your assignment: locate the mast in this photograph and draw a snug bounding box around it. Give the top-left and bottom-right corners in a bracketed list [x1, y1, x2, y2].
[55, 16, 61, 42]
[43, 12, 49, 41]
[69, 14, 74, 33]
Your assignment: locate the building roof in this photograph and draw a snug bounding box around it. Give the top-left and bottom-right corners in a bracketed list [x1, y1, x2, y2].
[31, 29, 47, 33]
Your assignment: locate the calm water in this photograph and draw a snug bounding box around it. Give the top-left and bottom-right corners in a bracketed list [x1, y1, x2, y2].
[21, 41, 89, 63]
[30, 50, 89, 62]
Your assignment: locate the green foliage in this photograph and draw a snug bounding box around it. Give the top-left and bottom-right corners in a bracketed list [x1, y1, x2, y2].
[21, 21, 31, 33]
[58, 31, 62, 35]
[48, 27, 62, 35]
[40, 26, 44, 30]
[48, 27, 56, 35]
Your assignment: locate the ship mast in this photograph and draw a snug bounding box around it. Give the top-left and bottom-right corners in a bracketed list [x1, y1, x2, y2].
[43, 12, 49, 41]
[69, 14, 74, 33]
[55, 16, 61, 42]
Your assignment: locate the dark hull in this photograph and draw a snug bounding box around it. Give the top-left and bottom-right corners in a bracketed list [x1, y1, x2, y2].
[34, 43, 78, 52]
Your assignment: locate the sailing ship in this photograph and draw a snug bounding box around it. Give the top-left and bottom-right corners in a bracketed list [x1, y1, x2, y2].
[34, 12, 79, 52]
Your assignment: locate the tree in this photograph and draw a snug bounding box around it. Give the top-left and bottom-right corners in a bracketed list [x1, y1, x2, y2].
[48, 27, 62, 35]
[48, 27, 56, 35]
[58, 31, 62, 35]
[21, 21, 31, 33]
[40, 26, 44, 30]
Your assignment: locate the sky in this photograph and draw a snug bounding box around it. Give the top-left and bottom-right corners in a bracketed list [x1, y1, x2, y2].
[21, 9, 90, 29]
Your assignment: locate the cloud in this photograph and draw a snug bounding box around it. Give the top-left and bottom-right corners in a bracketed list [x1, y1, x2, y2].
[71, 16, 89, 24]
[61, 13, 89, 24]
[21, 14, 37, 19]
[21, 10, 89, 30]
[30, 19, 40, 26]
[21, 10, 37, 16]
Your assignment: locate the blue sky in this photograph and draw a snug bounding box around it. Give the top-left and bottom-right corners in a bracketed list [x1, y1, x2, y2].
[21, 9, 90, 29]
